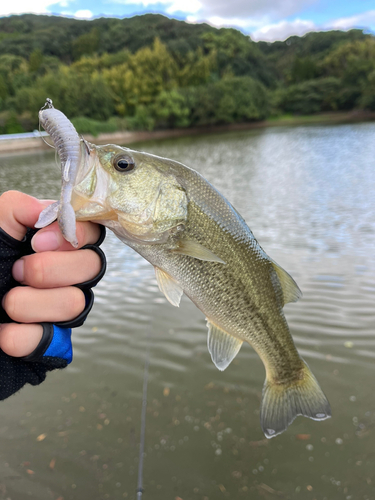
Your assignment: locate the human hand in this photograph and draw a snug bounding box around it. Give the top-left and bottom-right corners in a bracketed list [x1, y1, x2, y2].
[0, 190, 104, 358]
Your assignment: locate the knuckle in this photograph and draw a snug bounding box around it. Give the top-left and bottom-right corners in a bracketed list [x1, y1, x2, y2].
[25, 254, 46, 287]
[64, 288, 85, 319]
[85, 249, 101, 278]
[0, 190, 17, 204]
[76, 222, 100, 248]
[75, 223, 87, 248]
[0, 190, 15, 213]
[3, 288, 19, 320]
[0, 326, 18, 356]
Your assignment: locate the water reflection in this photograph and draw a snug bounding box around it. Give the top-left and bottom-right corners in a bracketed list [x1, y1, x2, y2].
[0, 123, 375, 499]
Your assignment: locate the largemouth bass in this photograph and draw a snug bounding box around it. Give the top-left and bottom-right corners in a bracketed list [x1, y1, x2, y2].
[38, 101, 331, 438]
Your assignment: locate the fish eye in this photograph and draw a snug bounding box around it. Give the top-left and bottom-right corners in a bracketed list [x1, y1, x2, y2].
[113, 155, 136, 173]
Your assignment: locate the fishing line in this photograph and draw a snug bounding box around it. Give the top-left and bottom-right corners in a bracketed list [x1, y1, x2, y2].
[136, 344, 151, 499]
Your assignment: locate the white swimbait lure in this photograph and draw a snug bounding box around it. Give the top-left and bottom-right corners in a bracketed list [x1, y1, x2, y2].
[35, 99, 81, 247]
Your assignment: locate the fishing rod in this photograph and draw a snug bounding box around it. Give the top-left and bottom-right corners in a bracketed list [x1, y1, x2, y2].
[136, 345, 150, 499]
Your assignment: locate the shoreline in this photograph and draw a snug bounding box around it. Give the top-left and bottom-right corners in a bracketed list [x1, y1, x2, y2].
[1, 111, 374, 155]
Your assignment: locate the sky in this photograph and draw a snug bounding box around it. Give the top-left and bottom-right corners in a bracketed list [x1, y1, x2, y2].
[1, 0, 375, 42]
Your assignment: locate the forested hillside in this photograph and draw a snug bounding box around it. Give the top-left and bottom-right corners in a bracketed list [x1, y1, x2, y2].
[0, 13, 374, 134]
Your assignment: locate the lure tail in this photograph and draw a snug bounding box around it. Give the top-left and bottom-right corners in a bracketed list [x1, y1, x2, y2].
[260, 360, 331, 438]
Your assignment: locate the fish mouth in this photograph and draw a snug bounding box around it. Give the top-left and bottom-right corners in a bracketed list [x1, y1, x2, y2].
[71, 142, 117, 222]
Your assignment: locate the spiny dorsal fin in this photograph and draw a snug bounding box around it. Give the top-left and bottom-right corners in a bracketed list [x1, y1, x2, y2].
[207, 320, 243, 371]
[271, 261, 302, 305]
[171, 240, 225, 264]
[155, 267, 183, 307]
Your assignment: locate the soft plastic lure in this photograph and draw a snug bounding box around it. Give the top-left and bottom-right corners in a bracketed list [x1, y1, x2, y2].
[35, 99, 81, 247]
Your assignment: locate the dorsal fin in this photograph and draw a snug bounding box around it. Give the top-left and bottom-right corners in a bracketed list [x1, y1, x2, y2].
[207, 320, 243, 371]
[155, 267, 183, 307]
[271, 261, 302, 305]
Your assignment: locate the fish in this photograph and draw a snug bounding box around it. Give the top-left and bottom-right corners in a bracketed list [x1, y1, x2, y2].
[38, 100, 331, 438]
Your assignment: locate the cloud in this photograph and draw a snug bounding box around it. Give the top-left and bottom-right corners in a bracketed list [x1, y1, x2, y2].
[249, 10, 375, 42]
[206, 15, 262, 30]
[195, 0, 316, 21]
[121, 0, 316, 22]
[251, 19, 317, 41]
[0, 0, 63, 16]
[326, 10, 375, 31]
[166, 0, 202, 14]
[74, 9, 94, 19]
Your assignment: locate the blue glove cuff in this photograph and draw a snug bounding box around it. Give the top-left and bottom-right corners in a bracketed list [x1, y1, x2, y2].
[22, 323, 73, 364]
[44, 325, 73, 363]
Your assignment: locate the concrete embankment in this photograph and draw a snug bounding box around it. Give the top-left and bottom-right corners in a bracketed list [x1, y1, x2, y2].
[0, 123, 267, 155]
[1, 112, 374, 155]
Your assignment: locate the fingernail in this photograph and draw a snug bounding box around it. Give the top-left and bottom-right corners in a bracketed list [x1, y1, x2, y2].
[12, 259, 24, 282]
[32, 231, 62, 252]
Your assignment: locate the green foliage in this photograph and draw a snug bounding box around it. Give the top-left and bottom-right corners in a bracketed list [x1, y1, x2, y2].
[14, 67, 115, 121]
[3, 112, 25, 133]
[152, 90, 190, 128]
[321, 38, 375, 85]
[125, 105, 155, 131]
[103, 38, 178, 116]
[273, 78, 341, 115]
[289, 56, 320, 82]
[72, 28, 100, 61]
[0, 74, 7, 101]
[28, 49, 43, 72]
[0, 13, 374, 135]
[182, 77, 269, 126]
[359, 70, 375, 111]
[71, 116, 119, 136]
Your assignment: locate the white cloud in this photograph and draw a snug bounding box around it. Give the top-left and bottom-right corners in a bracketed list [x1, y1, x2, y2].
[249, 10, 375, 42]
[251, 19, 317, 42]
[0, 0, 59, 16]
[326, 10, 375, 31]
[166, 0, 201, 14]
[205, 15, 264, 30]
[74, 9, 94, 19]
[196, 0, 316, 21]
[116, 0, 202, 14]
[117, 0, 315, 21]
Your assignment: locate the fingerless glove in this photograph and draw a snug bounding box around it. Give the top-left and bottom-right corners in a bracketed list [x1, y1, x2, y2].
[0, 225, 106, 400]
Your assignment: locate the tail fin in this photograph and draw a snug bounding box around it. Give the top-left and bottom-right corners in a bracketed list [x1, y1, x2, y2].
[260, 360, 331, 439]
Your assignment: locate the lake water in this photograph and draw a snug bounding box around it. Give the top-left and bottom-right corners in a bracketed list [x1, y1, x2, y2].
[0, 123, 375, 500]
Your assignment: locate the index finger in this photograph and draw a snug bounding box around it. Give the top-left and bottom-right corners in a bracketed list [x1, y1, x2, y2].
[31, 220, 102, 252]
[0, 191, 47, 240]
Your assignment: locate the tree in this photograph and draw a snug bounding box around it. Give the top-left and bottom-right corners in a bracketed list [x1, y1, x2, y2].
[103, 38, 178, 116]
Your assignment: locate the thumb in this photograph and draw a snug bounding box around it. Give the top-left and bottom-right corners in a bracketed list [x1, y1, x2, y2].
[0, 191, 53, 241]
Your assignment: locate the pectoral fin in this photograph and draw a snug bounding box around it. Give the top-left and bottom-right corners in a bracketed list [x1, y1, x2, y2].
[155, 267, 183, 307]
[271, 261, 302, 305]
[207, 321, 243, 371]
[172, 240, 225, 264]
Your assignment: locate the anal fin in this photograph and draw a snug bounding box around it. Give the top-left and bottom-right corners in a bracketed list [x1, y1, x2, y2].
[207, 320, 243, 371]
[155, 267, 183, 307]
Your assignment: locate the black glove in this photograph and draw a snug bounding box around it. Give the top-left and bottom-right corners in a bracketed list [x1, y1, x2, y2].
[0, 225, 106, 400]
